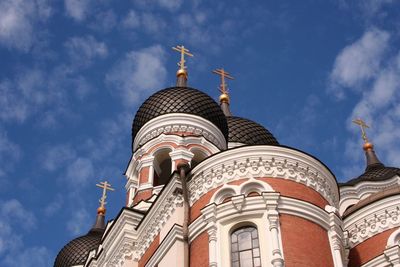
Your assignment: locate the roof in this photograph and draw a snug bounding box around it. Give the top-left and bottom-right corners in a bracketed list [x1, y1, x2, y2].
[226, 116, 279, 145]
[343, 185, 400, 217]
[132, 87, 228, 144]
[54, 229, 104, 267]
[341, 165, 400, 186]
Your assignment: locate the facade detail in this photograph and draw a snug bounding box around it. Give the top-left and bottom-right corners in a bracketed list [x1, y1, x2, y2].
[54, 47, 400, 267]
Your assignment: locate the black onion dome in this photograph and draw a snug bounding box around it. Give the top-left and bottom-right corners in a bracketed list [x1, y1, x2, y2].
[132, 87, 228, 142]
[343, 165, 400, 186]
[227, 116, 279, 145]
[54, 229, 103, 267]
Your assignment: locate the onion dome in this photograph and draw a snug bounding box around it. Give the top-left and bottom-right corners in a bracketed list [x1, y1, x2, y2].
[54, 214, 105, 267]
[132, 86, 229, 141]
[227, 116, 279, 145]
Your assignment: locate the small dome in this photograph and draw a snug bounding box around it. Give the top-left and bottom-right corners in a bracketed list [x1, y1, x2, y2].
[343, 165, 400, 186]
[54, 229, 103, 267]
[132, 87, 228, 144]
[227, 116, 279, 145]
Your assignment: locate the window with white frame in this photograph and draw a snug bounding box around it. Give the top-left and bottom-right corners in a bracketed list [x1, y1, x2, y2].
[231, 226, 261, 267]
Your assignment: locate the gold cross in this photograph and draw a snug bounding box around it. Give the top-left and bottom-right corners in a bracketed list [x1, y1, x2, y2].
[212, 68, 234, 95]
[352, 118, 370, 143]
[172, 45, 193, 72]
[96, 181, 115, 209]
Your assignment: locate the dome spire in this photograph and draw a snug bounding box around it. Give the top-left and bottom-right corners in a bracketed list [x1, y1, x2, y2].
[352, 118, 384, 171]
[172, 45, 193, 87]
[92, 181, 114, 231]
[212, 68, 234, 116]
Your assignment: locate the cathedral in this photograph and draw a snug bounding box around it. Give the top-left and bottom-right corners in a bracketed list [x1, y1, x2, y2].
[54, 46, 400, 267]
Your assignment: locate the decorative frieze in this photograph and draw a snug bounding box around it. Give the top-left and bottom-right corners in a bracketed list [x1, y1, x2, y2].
[344, 195, 400, 247]
[189, 146, 339, 207]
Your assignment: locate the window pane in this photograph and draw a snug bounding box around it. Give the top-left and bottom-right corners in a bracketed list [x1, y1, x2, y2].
[232, 234, 237, 243]
[254, 257, 261, 267]
[252, 238, 259, 248]
[238, 232, 252, 251]
[253, 248, 260, 257]
[251, 229, 258, 238]
[232, 252, 239, 261]
[240, 250, 253, 267]
[232, 242, 238, 252]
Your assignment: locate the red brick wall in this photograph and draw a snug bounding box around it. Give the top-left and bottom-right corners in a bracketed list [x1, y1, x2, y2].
[280, 214, 334, 267]
[257, 177, 329, 209]
[139, 167, 150, 184]
[138, 234, 160, 267]
[348, 228, 397, 266]
[133, 189, 153, 205]
[190, 231, 209, 267]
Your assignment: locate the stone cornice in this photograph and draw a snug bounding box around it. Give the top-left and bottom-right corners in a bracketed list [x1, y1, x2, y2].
[344, 194, 400, 248]
[188, 146, 339, 207]
[133, 113, 227, 151]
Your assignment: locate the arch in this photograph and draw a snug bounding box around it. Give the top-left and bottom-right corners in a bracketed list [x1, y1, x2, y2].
[190, 147, 209, 169]
[153, 147, 172, 186]
[211, 186, 238, 204]
[230, 225, 261, 267]
[239, 180, 274, 196]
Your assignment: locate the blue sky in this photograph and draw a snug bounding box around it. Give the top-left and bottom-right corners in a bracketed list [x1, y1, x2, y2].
[1, 0, 400, 266]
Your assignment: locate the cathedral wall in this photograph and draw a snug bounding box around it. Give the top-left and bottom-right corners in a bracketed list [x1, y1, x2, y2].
[138, 234, 160, 267]
[158, 240, 185, 267]
[190, 178, 249, 223]
[190, 230, 209, 267]
[133, 189, 153, 205]
[280, 214, 334, 267]
[348, 228, 397, 267]
[257, 177, 329, 209]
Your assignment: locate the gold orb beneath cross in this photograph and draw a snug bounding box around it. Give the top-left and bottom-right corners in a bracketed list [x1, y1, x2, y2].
[219, 93, 229, 103]
[97, 207, 106, 215]
[363, 142, 374, 151]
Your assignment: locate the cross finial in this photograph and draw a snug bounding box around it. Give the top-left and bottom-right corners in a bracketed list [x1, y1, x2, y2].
[96, 181, 115, 215]
[212, 68, 234, 104]
[172, 45, 193, 76]
[352, 118, 370, 143]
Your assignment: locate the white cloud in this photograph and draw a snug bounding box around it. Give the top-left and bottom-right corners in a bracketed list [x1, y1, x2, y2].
[65, 35, 108, 67]
[41, 144, 76, 171]
[44, 194, 63, 217]
[0, 199, 52, 266]
[67, 208, 90, 235]
[0, 129, 21, 177]
[64, 0, 91, 22]
[0, 0, 52, 51]
[2, 246, 52, 267]
[157, 0, 182, 11]
[122, 10, 140, 29]
[329, 29, 390, 98]
[65, 157, 94, 186]
[106, 45, 167, 106]
[329, 29, 400, 179]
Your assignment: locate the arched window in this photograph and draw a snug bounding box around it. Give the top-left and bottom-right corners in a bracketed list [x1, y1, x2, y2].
[231, 226, 261, 267]
[153, 148, 172, 186]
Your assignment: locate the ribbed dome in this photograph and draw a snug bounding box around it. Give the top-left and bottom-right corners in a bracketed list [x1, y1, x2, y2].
[132, 87, 228, 142]
[343, 165, 400, 186]
[227, 116, 279, 145]
[54, 229, 103, 267]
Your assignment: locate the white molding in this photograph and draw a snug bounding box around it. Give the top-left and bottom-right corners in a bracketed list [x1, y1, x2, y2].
[189, 146, 339, 207]
[133, 113, 227, 151]
[344, 195, 400, 248]
[339, 176, 400, 215]
[88, 209, 143, 267]
[145, 224, 184, 267]
[387, 228, 400, 248]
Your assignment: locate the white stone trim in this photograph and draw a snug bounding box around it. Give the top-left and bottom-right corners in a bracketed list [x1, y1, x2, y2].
[87, 209, 143, 267]
[339, 176, 400, 215]
[145, 224, 184, 267]
[209, 178, 274, 204]
[387, 228, 400, 247]
[344, 194, 400, 248]
[133, 113, 227, 151]
[188, 145, 339, 207]
[361, 246, 400, 267]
